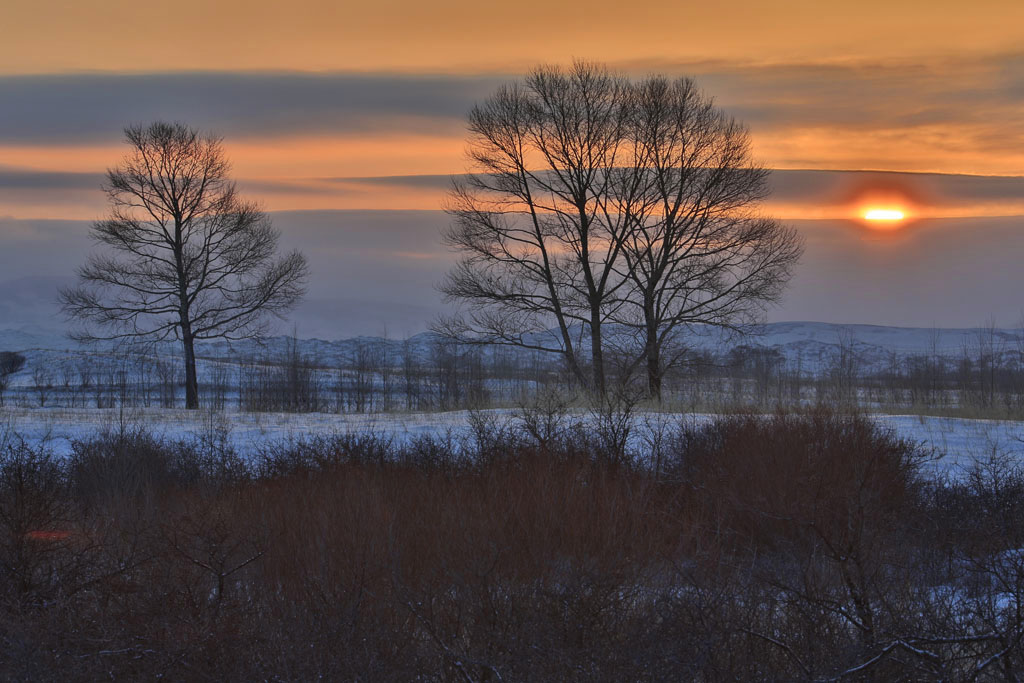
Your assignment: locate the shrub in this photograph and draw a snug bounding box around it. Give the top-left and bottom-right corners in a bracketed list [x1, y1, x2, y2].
[6, 411, 1024, 680]
[671, 409, 927, 549]
[0, 431, 70, 599]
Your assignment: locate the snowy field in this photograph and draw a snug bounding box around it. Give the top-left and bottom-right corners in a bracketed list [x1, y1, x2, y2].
[2, 407, 1022, 477]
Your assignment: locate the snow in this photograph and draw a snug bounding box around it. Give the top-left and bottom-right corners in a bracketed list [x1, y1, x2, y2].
[0, 407, 470, 457]
[3, 406, 1022, 478]
[875, 414, 1024, 475]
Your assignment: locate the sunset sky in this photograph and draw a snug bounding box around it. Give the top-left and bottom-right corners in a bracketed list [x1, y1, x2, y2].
[2, 0, 1023, 336]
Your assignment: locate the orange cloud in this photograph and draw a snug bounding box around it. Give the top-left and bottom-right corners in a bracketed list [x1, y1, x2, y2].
[227, 134, 464, 179]
[757, 125, 1024, 177]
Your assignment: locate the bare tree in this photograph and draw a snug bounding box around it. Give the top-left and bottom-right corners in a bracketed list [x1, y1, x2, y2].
[60, 360, 77, 407]
[975, 316, 1001, 409]
[830, 326, 859, 405]
[613, 76, 803, 400]
[401, 337, 423, 411]
[31, 361, 54, 408]
[60, 122, 308, 409]
[155, 357, 176, 408]
[437, 62, 632, 395]
[76, 360, 95, 408]
[437, 64, 801, 399]
[351, 340, 379, 413]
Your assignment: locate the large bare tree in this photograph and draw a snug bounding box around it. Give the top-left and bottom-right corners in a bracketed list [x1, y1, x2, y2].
[439, 65, 802, 399]
[438, 62, 633, 394]
[61, 122, 308, 409]
[616, 77, 803, 400]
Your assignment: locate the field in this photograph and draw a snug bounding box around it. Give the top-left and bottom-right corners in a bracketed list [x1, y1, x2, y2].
[4, 404, 1023, 478]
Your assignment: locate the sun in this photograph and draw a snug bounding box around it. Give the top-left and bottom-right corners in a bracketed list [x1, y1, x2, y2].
[846, 184, 917, 229]
[863, 208, 905, 221]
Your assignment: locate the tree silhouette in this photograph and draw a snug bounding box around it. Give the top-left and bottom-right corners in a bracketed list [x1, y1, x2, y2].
[437, 63, 802, 399]
[61, 122, 307, 409]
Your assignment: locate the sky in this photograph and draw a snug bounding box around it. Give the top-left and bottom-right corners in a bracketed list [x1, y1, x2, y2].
[1, 0, 1023, 337]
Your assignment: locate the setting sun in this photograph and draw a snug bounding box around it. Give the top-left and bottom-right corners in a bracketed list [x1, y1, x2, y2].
[863, 208, 905, 221]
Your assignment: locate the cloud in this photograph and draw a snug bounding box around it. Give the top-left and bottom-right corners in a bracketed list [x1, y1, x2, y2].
[632, 54, 1024, 134]
[0, 72, 504, 144]
[3, 165, 1023, 219]
[0, 167, 102, 190]
[2, 53, 1022, 161]
[330, 174, 455, 189]
[767, 169, 1024, 212]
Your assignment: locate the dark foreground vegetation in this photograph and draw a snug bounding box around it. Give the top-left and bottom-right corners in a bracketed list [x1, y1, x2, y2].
[2, 409, 1024, 680]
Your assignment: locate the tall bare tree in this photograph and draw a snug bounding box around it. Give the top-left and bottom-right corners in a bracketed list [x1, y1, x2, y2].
[438, 64, 802, 399]
[61, 122, 308, 409]
[438, 62, 632, 394]
[616, 77, 803, 400]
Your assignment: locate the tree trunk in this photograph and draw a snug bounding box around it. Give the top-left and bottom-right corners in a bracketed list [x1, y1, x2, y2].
[644, 297, 662, 402]
[590, 305, 606, 397]
[646, 343, 662, 402]
[550, 296, 588, 389]
[182, 334, 199, 410]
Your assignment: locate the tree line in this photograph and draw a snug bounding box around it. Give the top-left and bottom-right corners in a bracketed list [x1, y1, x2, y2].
[9, 327, 1024, 419]
[54, 62, 801, 409]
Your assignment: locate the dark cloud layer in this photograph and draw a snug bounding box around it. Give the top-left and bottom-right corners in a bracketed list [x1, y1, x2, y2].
[0, 167, 102, 190]
[337, 170, 1024, 211]
[785, 216, 1024, 328]
[4, 166, 1021, 214]
[2, 53, 1022, 154]
[0, 72, 503, 144]
[767, 170, 1024, 210]
[660, 54, 1024, 138]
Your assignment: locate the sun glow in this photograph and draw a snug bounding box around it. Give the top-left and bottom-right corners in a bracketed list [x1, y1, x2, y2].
[863, 208, 905, 221]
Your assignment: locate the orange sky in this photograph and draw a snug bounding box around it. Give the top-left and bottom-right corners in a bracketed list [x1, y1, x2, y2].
[4, 1, 1024, 332]
[4, 0, 1023, 74]
[1, 0, 1023, 220]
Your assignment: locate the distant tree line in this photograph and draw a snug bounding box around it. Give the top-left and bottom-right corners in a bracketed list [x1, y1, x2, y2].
[9, 324, 1024, 419]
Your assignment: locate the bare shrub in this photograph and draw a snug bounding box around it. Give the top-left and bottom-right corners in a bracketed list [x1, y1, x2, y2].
[67, 428, 207, 508]
[515, 387, 572, 451]
[673, 409, 925, 540]
[466, 408, 519, 464]
[0, 432, 70, 599]
[584, 388, 641, 466]
[8, 411, 1024, 679]
[252, 431, 397, 478]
